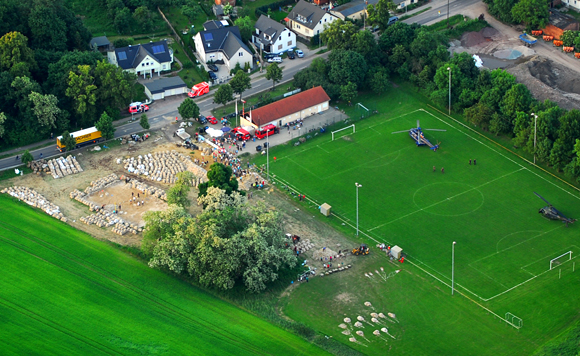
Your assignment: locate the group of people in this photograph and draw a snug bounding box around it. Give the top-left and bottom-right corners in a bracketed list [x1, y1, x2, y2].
[129, 192, 145, 207]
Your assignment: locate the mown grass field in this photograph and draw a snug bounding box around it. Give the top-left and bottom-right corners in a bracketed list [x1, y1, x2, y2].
[253, 85, 580, 354]
[0, 195, 329, 355]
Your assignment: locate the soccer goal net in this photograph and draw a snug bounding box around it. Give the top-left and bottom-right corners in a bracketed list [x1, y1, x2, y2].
[332, 124, 356, 141]
[550, 251, 572, 270]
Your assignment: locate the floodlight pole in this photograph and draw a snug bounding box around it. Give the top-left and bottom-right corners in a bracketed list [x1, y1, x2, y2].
[447, 67, 451, 116]
[267, 133, 269, 181]
[447, 0, 450, 28]
[355, 183, 362, 236]
[532, 113, 538, 164]
[452, 241, 456, 295]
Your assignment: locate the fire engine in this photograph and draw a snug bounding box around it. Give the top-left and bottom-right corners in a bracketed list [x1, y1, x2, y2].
[188, 82, 210, 98]
[255, 124, 277, 139]
[129, 102, 149, 113]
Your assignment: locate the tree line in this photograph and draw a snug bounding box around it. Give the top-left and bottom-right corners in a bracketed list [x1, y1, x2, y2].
[294, 19, 580, 184]
[0, 0, 138, 149]
[484, 0, 550, 31]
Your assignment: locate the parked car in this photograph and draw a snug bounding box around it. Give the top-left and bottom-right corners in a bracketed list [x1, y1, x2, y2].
[267, 57, 282, 63]
[295, 49, 304, 58]
[207, 63, 219, 72]
[207, 116, 218, 125]
[208, 71, 217, 81]
[198, 115, 207, 124]
[387, 16, 398, 26]
[287, 51, 295, 59]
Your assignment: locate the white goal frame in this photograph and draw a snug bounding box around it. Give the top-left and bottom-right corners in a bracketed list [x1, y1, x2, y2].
[331, 124, 356, 141]
[550, 251, 572, 270]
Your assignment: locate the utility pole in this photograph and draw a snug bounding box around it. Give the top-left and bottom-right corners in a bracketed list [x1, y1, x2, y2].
[447, 67, 451, 115]
[355, 183, 362, 236]
[532, 113, 538, 164]
[452, 241, 456, 295]
[447, 0, 450, 28]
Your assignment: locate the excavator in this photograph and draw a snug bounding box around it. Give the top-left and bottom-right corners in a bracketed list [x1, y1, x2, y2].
[352, 244, 370, 256]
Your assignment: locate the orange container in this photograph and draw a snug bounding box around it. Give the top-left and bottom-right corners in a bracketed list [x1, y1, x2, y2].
[575, 53, 580, 59]
[553, 40, 563, 47]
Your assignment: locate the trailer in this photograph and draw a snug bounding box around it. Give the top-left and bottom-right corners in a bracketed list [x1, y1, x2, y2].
[519, 33, 537, 47]
[56, 127, 102, 152]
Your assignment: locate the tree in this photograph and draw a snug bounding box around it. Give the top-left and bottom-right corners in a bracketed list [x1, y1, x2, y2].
[21, 150, 33, 165]
[114, 7, 132, 35]
[511, 0, 549, 31]
[265, 62, 283, 90]
[366, 0, 391, 32]
[59, 130, 76, 151]
[198, 163, 243, 198]
[65, 65, 97, 124]
[230, 70, 251, 101]
[379, 22, 416, 54]
[95, 112, 115, 140]
[484, 0, 518, 24]
[133, 6, 154, 32]
[464, 102, 493, 131]
[234, 16, 253, 42]
[0, 112, 6, 138]
[140, 114, 150, 130]
[340, 82, 357, 104]
[223, 3, 233, 15]
[370, 68, 389, 96]
[328, 50, 368, 88]
[320, 19, 357, 50]
[0, 32, 37, 76]
[94, 60, 134, 114]
[560, 30, 577, 47]
[28, 0, 68, 52]
[181, 5, 200, 22]
[167, 171, 195, 208]
[28, 92, 60, 128]
[352, 30, 379, 65]
[214, 84, 234, 106]
[500, 83, 532, 123]
[178, 99, 200, 121]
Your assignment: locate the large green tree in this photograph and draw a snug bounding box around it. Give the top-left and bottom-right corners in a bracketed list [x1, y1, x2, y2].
[265, 62, 282, 90]
[65, 64, 97, 126]
[28, 92, 60, 128]
[230, 70, 251, 101]
[0, 32, 37, 77]
[320, 19, 357, 50]
[366, 0, 392, 32]
[198, 163, 243, 198]
[167, 171, 195, 208]
[234, 16, 253, 42]
[328, 50, 368, 89]
[214, 84, 234, 106]
[340, 82, 357, 104]
[178, 99, 200, 120]
[95, 111, 115, 139]
[59, 130, 76, 151]
[511, 0, 549, 31]
[140, 113, 150, 130]
[94, 60, 134, 114]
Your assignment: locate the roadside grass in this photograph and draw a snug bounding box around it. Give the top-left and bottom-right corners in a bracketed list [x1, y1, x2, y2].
[251, 83, 580, 354]
[399, 7, 431, 21]
[0, 166, 32, 181]
[425, 14, 464, 32]
[0, 195, 331, 356]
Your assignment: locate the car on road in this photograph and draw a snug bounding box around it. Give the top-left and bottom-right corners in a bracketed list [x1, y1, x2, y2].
[208, 71, 217, 81]
[295, 49, 304, 58]
[129, 102, 149, 114]
[287, 51, 295, 59]
[207, 116, 218, 125]
[207, 64, 219, 72]
[267, 57, 282, 63]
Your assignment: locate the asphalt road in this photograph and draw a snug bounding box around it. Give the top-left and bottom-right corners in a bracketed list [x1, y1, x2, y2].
[0, 50, 330, 171]
[403, 0, 482, 25]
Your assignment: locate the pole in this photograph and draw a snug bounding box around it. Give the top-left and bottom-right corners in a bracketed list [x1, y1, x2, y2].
[532, 113, 537, 164]
[267, 134, 269, 181]
[235, 99, 238, 127]
[447, 0, 450, 28]
[355, 183, 362, 236]
[452, 241, 456, 295]
[447, 67, 451, 116]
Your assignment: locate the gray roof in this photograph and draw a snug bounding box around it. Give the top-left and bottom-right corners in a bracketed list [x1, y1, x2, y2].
[331, 0, 377, 18]
[144, 77, 187, 94]
[254, 16, 287, 46]
[90, 36, 110, 47]
[198, 26, 251, 59]
[203, 20, 224, 31]
[213, 5, 224, 16]
[114, 40, 172, 70]
[287, 0, 329, 30]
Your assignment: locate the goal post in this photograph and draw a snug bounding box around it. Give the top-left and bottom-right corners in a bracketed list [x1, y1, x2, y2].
[332, 124, 356, 141]
[550, 251, 572, 270]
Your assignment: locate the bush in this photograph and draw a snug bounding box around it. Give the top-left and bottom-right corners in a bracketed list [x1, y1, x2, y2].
[114, 38, 135, 48]
[21, 150, 34, 165]
[255, 0, 295, 18]
[183, 61, 194, 69]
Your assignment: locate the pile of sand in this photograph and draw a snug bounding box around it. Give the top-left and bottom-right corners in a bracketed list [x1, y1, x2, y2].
[461, 31, 486, 47]
[480, 27, 498, 38]
[494, 46, 534, 60]
[312, 247, 339, 260]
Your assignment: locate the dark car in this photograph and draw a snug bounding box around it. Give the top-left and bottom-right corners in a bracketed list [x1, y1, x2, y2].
[256, 145, 262, 152]
[198, 126, 209, 134]
[287, 51, 295, 60]
[208, 71, 217, 81]
[198, 115, 207, 124]
[207, 64, 218, 72]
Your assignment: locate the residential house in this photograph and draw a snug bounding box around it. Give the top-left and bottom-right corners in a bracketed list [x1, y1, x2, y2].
[240, 86, 331, 129]
[90, 36, 111, 52]
[108, 40, 173, 78]
[330, 0, 378, 21]
[143, 77, 188, 100]
[194, 21, 253, 71]
[253, 15, 296, 54]
[286, 0, 338, 38]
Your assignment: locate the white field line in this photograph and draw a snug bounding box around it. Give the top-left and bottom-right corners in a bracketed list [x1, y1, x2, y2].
[368, 167, 525, 232]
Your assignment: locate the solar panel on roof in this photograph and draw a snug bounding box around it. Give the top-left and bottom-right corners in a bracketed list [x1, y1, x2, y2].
[152, 45, 165, 54]
[118, 51, 127, 60]
[204, 33, 213, 41]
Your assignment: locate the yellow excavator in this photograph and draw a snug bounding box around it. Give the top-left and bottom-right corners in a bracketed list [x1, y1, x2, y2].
[352, 244, 370, 256]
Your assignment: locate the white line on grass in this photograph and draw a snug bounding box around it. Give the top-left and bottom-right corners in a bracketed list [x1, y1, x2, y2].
[367, 167, 525, 232]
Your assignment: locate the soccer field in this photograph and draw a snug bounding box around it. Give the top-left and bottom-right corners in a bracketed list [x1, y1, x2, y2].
[0, 195, 329, 356]
[256, 107, 580, 302]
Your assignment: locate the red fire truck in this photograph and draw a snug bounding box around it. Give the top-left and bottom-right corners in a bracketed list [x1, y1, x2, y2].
[188, 82, 210, 98]
[255, 124, 277, 139]
[233, 127, 252, 141]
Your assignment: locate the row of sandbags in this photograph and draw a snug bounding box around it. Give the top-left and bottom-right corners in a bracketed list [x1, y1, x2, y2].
[70, 189, 102, 212]
[129, 180, 167, 201]
[112, 221, 140, 236]
[1, 186, 67, 222]
[84, 173, 118, 195]
[48, 156, 83, 179]
[320, 265, 353, 277]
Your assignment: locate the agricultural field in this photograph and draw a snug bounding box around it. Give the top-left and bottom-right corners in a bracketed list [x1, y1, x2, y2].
[254, 86, 580, 354]
[0, 195, 329, 355]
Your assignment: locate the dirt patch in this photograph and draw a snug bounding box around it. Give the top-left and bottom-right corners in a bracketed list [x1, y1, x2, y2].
[461, 31, 486, 47]
[335, 292, 355, 304]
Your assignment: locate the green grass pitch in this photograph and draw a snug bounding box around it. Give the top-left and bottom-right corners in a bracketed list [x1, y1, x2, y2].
[0, 194, 330, 356]
[255, 104, 580, 303]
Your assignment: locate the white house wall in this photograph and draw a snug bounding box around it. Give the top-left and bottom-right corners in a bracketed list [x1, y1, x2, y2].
[226, 49, 253, 70]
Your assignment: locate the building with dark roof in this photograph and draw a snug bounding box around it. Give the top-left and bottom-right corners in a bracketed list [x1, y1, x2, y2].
[90, 36, 111, 52]
[108, 40, 173, 78]
[253, 15, 296, 54]
[193, 24, 253, 71]
[286, 0, 338, 38]
[330, 0, 378, 21]
[143, 76, 188, 100]
[240, 86, 331, 129]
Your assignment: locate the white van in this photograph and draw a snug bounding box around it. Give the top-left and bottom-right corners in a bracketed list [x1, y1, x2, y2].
[388, 16, 399, 26]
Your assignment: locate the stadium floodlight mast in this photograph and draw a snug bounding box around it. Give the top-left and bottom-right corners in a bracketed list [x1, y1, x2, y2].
[452, 241, 456, 295]
[355, 183, 362, 236]
[531, 113, 538, 164]
[447, 67, 451, 116]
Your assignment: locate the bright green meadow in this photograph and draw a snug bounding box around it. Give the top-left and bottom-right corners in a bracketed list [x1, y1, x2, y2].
[254, 86, 580, 354]
[0, 195, 329, 355]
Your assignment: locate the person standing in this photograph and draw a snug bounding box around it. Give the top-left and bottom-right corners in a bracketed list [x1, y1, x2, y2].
[474, 159, 477, 165]
[433, 166, 436, 172]
[441, 167, 444, 173]
[469, 159, 471, 165]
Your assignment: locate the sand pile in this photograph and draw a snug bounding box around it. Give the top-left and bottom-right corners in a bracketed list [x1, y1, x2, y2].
[480, 27, 498, 38]
[494, 45, 535, 60]
[461, 31, 486, 47]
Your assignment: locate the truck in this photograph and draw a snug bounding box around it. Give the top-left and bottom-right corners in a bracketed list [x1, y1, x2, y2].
[129, 102, 149, 113]
[56, 127, 102, 152]
[519, 33, 537, 47]
[188, 82, 210, 98]
[174, 128, 191, 141]
[255, 124, 277, 140]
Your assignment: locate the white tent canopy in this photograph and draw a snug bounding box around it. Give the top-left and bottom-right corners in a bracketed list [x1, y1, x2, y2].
[206, 128, 224, 137]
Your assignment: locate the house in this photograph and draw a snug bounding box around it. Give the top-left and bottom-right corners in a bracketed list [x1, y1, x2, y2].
[143, 76, 188, 100]
[90, 36, 111, 52]
[286, 0, 338, 38]
[253, 15, 296, 54]
[330, 0, 378, 21]
[193, 21, 253, 71]
[542, 9, 579, 38]
[239, 86, 331, 129]
[108, 40, 173, 78]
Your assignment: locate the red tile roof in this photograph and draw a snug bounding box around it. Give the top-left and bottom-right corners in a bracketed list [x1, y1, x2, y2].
[249, 86, 330, 126]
